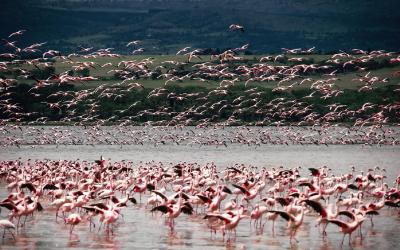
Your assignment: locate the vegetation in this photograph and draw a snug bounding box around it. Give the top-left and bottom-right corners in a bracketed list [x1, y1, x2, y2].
[1, 0, 400, 54]
[1, 49, 399, 125]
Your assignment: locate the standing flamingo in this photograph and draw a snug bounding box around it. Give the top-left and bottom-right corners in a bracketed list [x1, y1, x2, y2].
[64, 213, 82, 235]
[0, 219, 16, 240]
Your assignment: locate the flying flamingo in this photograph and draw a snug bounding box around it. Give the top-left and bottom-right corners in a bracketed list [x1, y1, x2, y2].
[229, 24, 245, 32]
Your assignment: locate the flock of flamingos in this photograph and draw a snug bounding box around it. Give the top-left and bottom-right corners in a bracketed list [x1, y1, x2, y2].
[0, 28, 399, 129]
[0, 26, 399, 248]
[0, 158, 399, 247]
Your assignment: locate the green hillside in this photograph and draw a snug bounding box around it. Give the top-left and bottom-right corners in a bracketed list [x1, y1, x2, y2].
[1, 0, 399, 54]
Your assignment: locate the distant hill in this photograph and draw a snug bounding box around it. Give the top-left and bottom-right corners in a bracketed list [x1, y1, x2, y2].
[1, 0, 400, 54]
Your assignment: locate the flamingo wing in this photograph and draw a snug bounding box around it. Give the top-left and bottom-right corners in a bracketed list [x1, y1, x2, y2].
[42, 183, 59, 190]
[268, 210, 295, 221]
[181, 203, 193, 215]
[0, 202, 16, 211]
[227, 167, 242, 173]
[152, 191, 168, 201]
[36, 202, 44, 211]
[90, 202, 109, 210]
[20, 183, 37, 193]
[174, 192, 190, 200]
[327, 219, 349, 229]
[146, 183, 155, 191]
[128, 197, 137, 204]
[303, 200, 327, 217]
[338, 210, 356, 220]
[196, 194, 211, 204]
[231, 183, 249, 195]
[298, 182, 313, 188]
[365, 210, 379, 215]
[216, 215, 232, 224]
[384, 200, 400, 207]
[308, 168, 320, 176]
[222, 186, 232, 194]
[82, 206, 97, 212]
[275, 197, 290, 207]
[347, 184, 359, 190]
[151, 205, 172, 214]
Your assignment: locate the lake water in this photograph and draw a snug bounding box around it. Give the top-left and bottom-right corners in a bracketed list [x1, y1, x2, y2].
[0, 126, 399, 249]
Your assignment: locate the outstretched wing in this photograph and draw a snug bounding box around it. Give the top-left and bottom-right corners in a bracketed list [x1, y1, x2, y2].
[174, 192, 190, 200]
[308, 168, 320, 176]
[298, 182, 313, 188]
[89, 202, 109, 210]
[222, 186, 232, 194]
[128, 197, 137, 204]
[327, 219, 349, 229]
[338, 210, 356, 220]
[303, 200, 327, 217]
[347, 184, 359, 190]
[151, 205, 172, 214]
[196, 194, 211, 204]
[216, 215, 232, 224]
[20, 183, 37, 193]
[231, 183, 250, 196]
[268, 210, 295, 222]
[384, 200, 400, 207]
[82, 206, 98, 213]
[0, 202, 16, 211]
[36, 202, 44, 211]
[152, 190, 168, 201]
[146, 184, 155, 191]
[42, 183, 59, 190]
[227, 167, 242, 174]
[181, 203, 193, 215]
[365, 210, 379, 215]
[275, 197, 290, 207]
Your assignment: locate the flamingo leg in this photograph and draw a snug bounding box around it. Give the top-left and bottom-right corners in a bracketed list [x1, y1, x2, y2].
[7, 229, 16, 240]
[272, 220, 275, 236]
[98, 222, 103, 232]
[23, 215, 28, 226]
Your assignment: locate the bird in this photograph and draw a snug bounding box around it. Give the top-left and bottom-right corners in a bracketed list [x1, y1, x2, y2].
[126, 40, 140, 47]
[64, 213, 82, 235]
[0, 219, 16, 240]
[229, 24, 245, 32]
[268, 206, 305, 243]
[8, 30, 26, 38]
[327, 210, 365, 246]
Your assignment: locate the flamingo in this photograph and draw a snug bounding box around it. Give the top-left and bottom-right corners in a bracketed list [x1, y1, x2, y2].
[206, 206, 248, 240]
[0, 219, 16, 240]
[327, 210, 365, 246]
[151, 192, 193, 229]
[229, 24, 244, 32]
[268, 205, 305, 243]
[302, 199, 338, 235]
[64, 213, 82, 235]
[8, 30, 26, 38]
[250, 204, 268, 228]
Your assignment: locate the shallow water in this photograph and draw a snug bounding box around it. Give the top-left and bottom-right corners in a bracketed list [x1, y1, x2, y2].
[0, 127, 399, 250]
